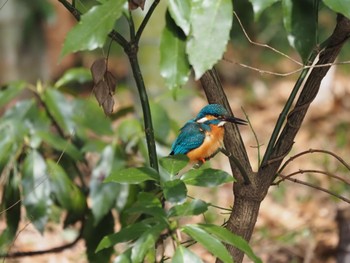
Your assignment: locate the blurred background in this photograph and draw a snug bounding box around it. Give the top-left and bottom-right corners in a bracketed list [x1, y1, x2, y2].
[1, 0, 350, 262]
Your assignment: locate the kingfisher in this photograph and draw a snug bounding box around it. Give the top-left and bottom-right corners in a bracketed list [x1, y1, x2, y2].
[170, 104, 247, 164]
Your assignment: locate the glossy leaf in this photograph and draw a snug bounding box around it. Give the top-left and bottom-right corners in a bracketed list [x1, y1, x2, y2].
[150, 102, 171, 142]
[42, 89, 75, 135]
[159, 155, 189, 176]
[163, 179, 187, 203]
[168, 0, 191, 35]
[323, 0, 350, 19]
[168, 199, 208, 217]
[282, 0, 316, 62]
[198, 224, 262, 263]
[96, 222, 151, 252]
[54, 68, 92, 88]
[173, 245, 204, 263]
[90, 145, 121, 225]
[182, 225, 232, 263]
[125, 192, 167, 220]
[181, 168, 234, 187]
[187, 0, 233, 79]
[113, 248, 132, 263]
[47, 160, 86, 216]
[0, 170, 21, 252]
[248, 0, 280, 20]
[0, 81, 26, 108]
[22, 150, 51, 233]
[105, 167, 159, 184]
[160, 11, 190, 90]
[62, 0, 125, 56]
[83, 211, 114, 263]
[131, 223, 167, 263]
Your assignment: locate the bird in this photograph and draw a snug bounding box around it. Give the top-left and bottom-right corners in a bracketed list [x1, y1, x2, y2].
[170, 104, 247, 163]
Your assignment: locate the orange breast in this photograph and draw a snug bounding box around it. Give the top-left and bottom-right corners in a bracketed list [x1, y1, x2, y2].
[187, 125, 225, 162]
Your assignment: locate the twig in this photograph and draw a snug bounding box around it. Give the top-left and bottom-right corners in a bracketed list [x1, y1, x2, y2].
[135, 0, 160, 42]
[233, 11, 303, 66]
[219, 148, 251, 185]
[278, 148, 350, 174]
[0, 219, 85, 258]
[275, 174, 350, 204]
[223, 57, 350, 77]
[241, 107, 261, 166]
[275, 169, 350, 185]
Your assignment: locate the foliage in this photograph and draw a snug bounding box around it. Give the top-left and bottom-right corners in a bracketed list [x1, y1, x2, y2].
[0, 78, 259, 262]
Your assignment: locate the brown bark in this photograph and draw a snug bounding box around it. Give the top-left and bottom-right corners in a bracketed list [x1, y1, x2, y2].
[200, 14, 350, 263]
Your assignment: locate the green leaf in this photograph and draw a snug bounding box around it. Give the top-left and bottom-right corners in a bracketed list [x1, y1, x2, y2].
[181, 168, 234, 187]
[0, 81, 26, 108]
[187, 0, 233, 79]
[0, 170, 21, 252]
[159, 155, 189, 176]
[117, 118, 143, 142]
[150, 102, 171, 142]
[22, 150, 51, 233]
[160, 11, 191, 90]
[173, 245, 204, 263]
[113, 248, 132, 263]
[323, 0, 350, 20]
[105, 167, 159, 184]
[168, 199, 208, 217]
[73, 99, 113, 136]
[90, 145, 122, 225]
[83, 211, 114, 263]
[182, 225, 232, 263]
[198, 224, 262, 263]
[131, 223, 167, 263]
[54, 67, 92, 88]
[61, 0, 125, 57]
[37, 131, 83, 160]
[125, 192, 167, 220]
[47, 160, 86, 216]
[42, 89, 75, 135]
[248, 0, 280, 21]
[282, 0, 316, 62]
[163, 179, 187, 203]
[96, 222, 151, 252]
[168, 0, 191, 35]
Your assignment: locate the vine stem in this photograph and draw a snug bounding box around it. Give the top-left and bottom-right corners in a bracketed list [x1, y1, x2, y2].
[57, 0, 160, 172]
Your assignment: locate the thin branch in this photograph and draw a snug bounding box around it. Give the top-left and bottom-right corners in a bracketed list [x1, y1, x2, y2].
[0, 220, 85, 258]
[241, 107, 261, 166]
[275, 174, 350, 204]
[260, 46, 322, 167]
[135, 0, 160, 42]
[233, 11, 303, 66]
[125, 11, 136, 41]
[278, 148, 350, 174]
[223, 57, 350, 77]
[275, 169, 350, 185]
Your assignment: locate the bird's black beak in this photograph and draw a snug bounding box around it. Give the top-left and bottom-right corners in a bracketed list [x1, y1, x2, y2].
[222, 116, 247, 125]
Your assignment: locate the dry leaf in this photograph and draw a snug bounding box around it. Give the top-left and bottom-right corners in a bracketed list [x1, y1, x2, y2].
[102, 96, 115, 115]
[93, 80, 109, 106]
[128, 0, 146, 10]
[105, 71, 117, 94]
[91, 58, 107, 84]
